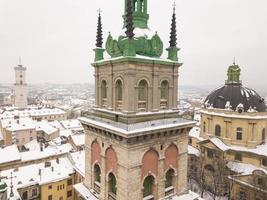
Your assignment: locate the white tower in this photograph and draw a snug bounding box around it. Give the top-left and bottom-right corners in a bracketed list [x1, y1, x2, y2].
[14, 64, 28, 109]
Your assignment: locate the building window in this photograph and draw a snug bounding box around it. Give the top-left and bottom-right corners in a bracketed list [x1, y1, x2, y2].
[239, 190, 247, 200]
[236, 128, 243, 140]
[165, 168, 175, 188]
[48, 185, 52, 189]
[101, 80, 107, 107]
[48, 195, 52, 200]
[207, 149, 214, 158]
[258, 177, 264, 186]
[67, 179, 72, 186]
[160, 80, 169, 109]
[143, 175, 154, 198]
[59, 197, 63, 200]
[262, 158, 267, 167]
[22, 191, 28, 200]
[108, 173, 117, 195]
[138, 79, 148, 110]
[67, 190, 72, 197]
[94, 164, 101, 183]
[57, 185, 59, 191]
[189, 138, 192, 145]
[215, 125, 221, 137]
[32, 188, 37, 197]
[115, 79, 123, 101]
[203, 122, 206, 133]
[115, 79, 123, 110]
[262, 128, 266, 144]
[235, 153, 242, 161]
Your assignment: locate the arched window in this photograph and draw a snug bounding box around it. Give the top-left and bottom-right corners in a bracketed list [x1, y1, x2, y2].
[20, 80, 23, 85]
[262, 128, 266, 144]
[93, 164, 101, 193]
[115, 79, 123, 110]
[143, 175, 154, 198]
[165, 168, 175, 188]
[215, 125, 221, 137]
[101, 80, 107, 107]
[236, 128, 243, 140]
[94, 164, 101, 183]
[108, 173, 117, 195]
[160, 80, 169, 109]
[138, 80, 148, 110]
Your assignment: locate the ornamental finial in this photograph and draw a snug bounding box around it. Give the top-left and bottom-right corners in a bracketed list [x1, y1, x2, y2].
[169, 3, 177, 48]
[96, 9, 103, 48]
[125, 0, 135, 39]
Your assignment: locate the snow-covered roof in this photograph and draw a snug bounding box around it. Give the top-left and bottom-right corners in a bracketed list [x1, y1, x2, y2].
[227, 161, 267, 176]
[35, 121, 58, 135]
[70, 134, 85, 147]
[170, 191, 200, 200]
[70, 151, 85, 177]
[48, 120, 64, 130]
[0, 108, 66, 119]
[61, 119, 83, 130]
[203, 137, 267, 157]
[1, 117, 35, 132]
[60, 129, 73, 138]
[0, 145, 20, 164]
[80, 116, 195, 137]
[188, 145, 200, 157]
[1, 157, 74, 197]
[73, 183, 98, 200]
[20, 143, 72, 162]
[189, 127, 205, 141]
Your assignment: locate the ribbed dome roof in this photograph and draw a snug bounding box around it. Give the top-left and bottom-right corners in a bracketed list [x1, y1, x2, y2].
[204, 63, 266, 112]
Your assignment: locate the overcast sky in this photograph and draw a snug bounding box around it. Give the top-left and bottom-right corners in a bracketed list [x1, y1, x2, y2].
[0, 0, 267, 87]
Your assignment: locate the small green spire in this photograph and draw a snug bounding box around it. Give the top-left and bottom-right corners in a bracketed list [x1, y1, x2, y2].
[94, 9, 105, 62]
[123, 0, 149, 29]
[166, 3, 179, 61]
[226, 60, 242, 85]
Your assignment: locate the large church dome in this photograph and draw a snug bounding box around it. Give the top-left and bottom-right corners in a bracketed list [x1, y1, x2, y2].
[204, 63, 266, 112]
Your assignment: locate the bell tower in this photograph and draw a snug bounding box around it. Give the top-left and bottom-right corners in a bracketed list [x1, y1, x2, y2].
[78, 1, 195, 200]
[14, 63, 28, 109]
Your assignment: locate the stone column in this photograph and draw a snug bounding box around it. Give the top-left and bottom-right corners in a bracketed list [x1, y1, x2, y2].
[152, 65, 159, 111]
[84, 132, 92, 188]
[99, 155, 106, 200]
[177, 152, 188, 194]
[157, 157, 165, 199]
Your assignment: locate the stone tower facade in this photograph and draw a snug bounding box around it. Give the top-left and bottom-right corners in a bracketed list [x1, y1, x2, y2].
[78, 1, 195, 200]
[14, 64, 28, 109]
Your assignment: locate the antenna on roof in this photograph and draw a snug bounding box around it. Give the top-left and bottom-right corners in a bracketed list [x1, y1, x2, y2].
[233, 57, 236, 65]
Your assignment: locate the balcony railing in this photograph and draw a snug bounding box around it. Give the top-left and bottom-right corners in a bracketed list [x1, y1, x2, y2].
[94, 181, 101, 194]
[160, 99, 168, 109]
[108, 192, 116, 200]
[138, 100, 147, 111]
